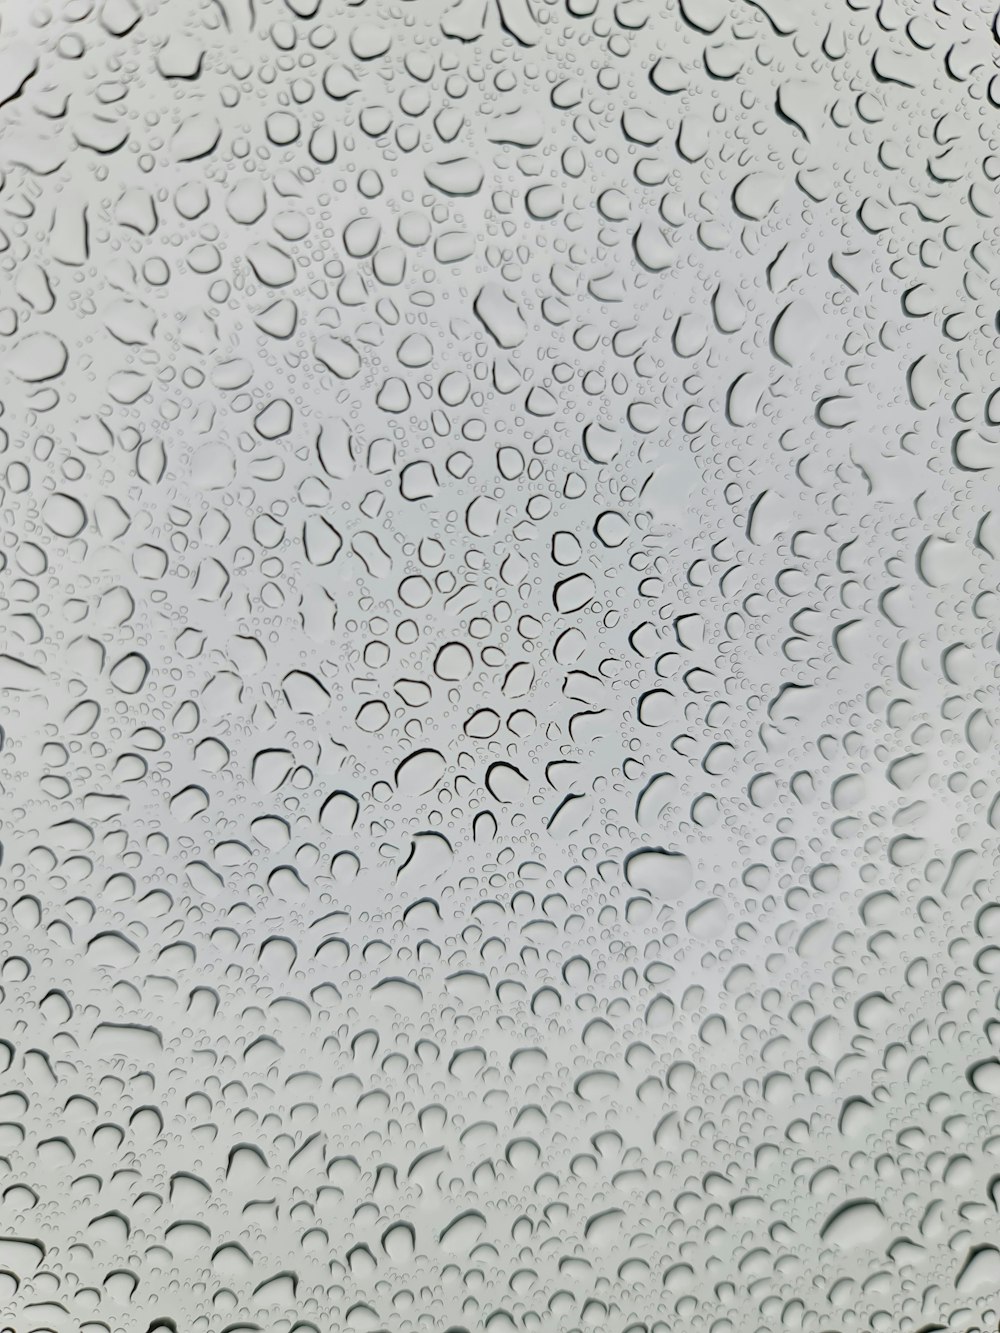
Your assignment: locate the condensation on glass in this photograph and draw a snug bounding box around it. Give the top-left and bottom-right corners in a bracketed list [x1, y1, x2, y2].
[0, 0, 998, 1330]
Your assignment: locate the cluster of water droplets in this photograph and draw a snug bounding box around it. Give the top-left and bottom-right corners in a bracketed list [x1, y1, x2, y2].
[2, 0, 1000, 1329]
